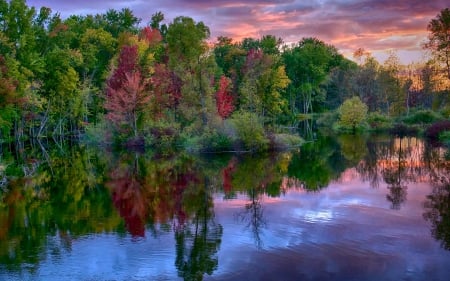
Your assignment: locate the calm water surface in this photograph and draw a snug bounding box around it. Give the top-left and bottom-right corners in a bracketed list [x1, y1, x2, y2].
[0, 134, 449, 280]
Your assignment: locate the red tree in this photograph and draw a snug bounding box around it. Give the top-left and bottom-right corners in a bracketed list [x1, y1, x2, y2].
[215, 75, 235, 119]
[105, 71, 151, 136]
[139, 26, 162, 46]
[150, 63, 182, 117]
[0, 56, 18, 106]
[105, 45, 152, 137]
[107, 45, 139, 92]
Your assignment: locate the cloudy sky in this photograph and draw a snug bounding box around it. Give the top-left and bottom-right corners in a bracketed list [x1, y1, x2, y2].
[27, 0, 449, 64]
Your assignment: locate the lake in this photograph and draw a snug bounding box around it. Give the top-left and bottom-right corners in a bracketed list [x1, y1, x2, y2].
[0, 133, 449, 280]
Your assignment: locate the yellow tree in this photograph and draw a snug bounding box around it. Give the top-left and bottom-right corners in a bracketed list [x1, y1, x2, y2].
[338, 96, 368, 132]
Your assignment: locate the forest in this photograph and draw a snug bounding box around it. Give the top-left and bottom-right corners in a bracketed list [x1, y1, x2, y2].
[0, 0, 449, 152]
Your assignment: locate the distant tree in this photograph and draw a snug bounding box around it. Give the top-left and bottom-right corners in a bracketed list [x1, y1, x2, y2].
[425, 8, 450, 81]
[260, 34, 282, 55]
[102, 8, 140, 37]
[352, 55, 381, 112]
[338, 96, 368, 132]
[379, 52, 404, 116]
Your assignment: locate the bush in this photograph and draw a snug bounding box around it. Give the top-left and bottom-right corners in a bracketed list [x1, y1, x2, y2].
[229, 111, 268, 152]
[182, 129, 232, 152]
[401, 110, 442, 125]
[367, 112, 393, 131]
[143, 119, 180, 153]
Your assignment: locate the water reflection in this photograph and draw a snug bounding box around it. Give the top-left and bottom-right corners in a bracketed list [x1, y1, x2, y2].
[423, 164, 450, 250]
[0, 134, 449, 280]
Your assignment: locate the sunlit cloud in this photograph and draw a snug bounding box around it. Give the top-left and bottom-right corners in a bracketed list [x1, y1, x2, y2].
[27, 0, 449, 64]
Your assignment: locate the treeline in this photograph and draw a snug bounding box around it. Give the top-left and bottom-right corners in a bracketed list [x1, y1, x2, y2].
[0, 0, 449, 151]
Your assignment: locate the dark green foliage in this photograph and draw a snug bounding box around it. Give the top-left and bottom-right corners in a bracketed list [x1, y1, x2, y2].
[366, 112, 394, 131]
[401, 110, 442, 125]
[229, 111, 268, 152]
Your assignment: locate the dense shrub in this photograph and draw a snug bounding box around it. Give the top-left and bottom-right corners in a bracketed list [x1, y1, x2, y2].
[229, 111, 269, 152]
[182, 129, 232, 152]
[367, 112, 393, 131]
[144, 119, 180, 153]
[401, 110, 442, 125]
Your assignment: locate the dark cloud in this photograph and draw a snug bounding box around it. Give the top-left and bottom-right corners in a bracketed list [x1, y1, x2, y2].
[215, 6, 255, 17]
[27, 0, 450, 63]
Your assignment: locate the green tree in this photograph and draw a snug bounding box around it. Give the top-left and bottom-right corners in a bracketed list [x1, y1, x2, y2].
[41, 47, 83, 137]
[282, 37, 342, 117]
[338, 96, 368, 132]
[425, 8, 450, 81]
[379, 52, 404, 116]
[166, 16, 215, 130]
[79, 28, 116, 84]
[351, 54, 381, 112]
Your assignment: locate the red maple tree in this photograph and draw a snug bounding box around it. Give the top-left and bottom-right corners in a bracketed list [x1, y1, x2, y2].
[105, 71, 150, 136]
[150, 63, 182, 117]
[139, 26, 162, 46]
[215, 75, 235, 119]
[107, 45, 139, 92]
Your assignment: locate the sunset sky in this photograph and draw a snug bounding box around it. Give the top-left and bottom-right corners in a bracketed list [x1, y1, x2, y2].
[27, 0, 449, 64]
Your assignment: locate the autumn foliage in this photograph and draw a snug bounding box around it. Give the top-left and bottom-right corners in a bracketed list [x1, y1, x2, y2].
[105, 45, 151, 136]
[215, 75, 235, 119]
[151, 63, 182, 116]
[0, 56, 18, 105]
[107, 45, 139, 92]
[140, 26, 162, 46]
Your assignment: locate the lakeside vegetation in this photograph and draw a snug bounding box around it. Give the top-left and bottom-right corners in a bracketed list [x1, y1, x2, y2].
[0, 0, 449, 152]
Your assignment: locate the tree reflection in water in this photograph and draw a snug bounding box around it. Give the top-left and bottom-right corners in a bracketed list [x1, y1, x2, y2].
[423, 165, 450, 250]
[383, 137, 409, 210]
[105, 151, 224, 280]
[236, 188, 266, 248]
[0, 133, 449, 279]
[175, 178, 223, 281]
[229, 154, 285, 248]
[108, 153, 147, 237]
